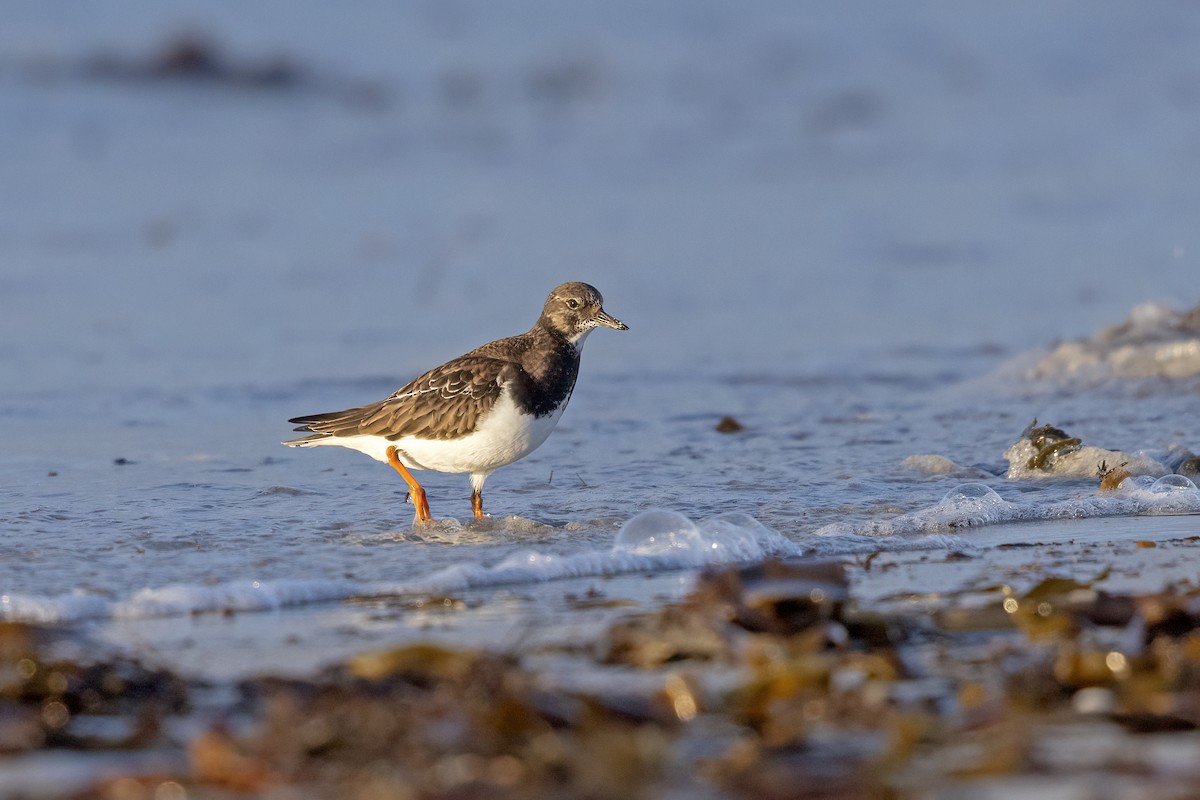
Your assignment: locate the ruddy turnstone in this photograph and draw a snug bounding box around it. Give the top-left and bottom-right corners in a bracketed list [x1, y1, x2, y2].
[283, 282, 628, 523]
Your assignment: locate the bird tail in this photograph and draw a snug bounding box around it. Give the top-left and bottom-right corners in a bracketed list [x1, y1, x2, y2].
[281, 433, 329, 447]
[282, 412, 339, 447]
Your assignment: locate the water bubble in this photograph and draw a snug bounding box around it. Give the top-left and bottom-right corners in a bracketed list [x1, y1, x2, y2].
[947, 483, 997, 499]
[1151, 474, 1198, 493]
[698, 514, 764, 551]
[613, 510, 705, 555]
[930, 483, 1010, 529]
[698, 513, 797, 559]
[938, 483, 1004, 507]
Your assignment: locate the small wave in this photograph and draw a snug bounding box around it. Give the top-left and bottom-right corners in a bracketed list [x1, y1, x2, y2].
[0, 510, 800, 625]
[256, 486, 317, 497]
[813, 477, 1200, 540]
[6, 484, 1197, 625]
[982, 302, 1200, 388]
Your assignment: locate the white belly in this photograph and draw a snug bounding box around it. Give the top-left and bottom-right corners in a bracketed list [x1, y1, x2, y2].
[314, 390, 567, 476]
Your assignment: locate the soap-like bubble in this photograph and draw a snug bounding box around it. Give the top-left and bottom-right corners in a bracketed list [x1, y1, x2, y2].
[698, 513, 794, 559]
[938, 483, 1004, 507]
[614, 509, 706, 555]
[1150, 474, 1198, 493]
[925, 483, 1011, 529]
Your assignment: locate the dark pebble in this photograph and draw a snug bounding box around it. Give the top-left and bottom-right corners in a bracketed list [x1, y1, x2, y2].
[715, 416, 744, 434]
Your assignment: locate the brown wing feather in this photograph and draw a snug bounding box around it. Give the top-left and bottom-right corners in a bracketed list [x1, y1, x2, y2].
[289, 357, 512, 441]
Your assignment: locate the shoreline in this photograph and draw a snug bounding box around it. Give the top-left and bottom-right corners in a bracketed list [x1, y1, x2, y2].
[5, 512, 1200, 798]
[61, 511, 1200, 684]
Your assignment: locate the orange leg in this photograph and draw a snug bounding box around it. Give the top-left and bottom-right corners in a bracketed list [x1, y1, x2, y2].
[386, 446, 431, 523]
[471, 489, 484, 520]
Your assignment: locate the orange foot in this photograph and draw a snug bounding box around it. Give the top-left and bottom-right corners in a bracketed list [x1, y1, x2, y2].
[471, 489, 484, 521]
[386, 446, 432, 523]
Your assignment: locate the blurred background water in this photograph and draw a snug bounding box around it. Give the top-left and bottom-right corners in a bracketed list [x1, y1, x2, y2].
[1, 1, 1199, 624]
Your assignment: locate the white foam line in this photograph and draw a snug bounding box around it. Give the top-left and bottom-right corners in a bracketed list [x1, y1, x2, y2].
[0, 511, 800, 624]
[4, 483, 1195, 626]
[812, 476, 1200, 540]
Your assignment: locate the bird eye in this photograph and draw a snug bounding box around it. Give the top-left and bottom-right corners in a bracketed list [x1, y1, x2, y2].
[566, 298, 579, 309]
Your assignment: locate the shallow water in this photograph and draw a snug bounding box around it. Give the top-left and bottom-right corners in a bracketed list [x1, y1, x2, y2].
[2, 1, 1200, 634]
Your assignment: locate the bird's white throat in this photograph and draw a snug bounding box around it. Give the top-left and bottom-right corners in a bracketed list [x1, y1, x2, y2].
[567, 327, 595, 349]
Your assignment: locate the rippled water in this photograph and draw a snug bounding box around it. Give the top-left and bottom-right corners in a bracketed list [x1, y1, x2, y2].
[2, 1, 1200, 629]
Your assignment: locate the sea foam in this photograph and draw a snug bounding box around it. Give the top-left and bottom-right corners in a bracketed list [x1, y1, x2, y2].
[0, 510, 799, 624]
[4, 489, 1197, 625]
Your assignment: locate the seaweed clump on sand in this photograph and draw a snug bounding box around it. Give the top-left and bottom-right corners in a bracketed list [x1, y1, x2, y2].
[14, 552, 1200, 798]
[0, 622, 188, 754]
[594, 557, 1200, 798]
[1003, 418, 1192, 480]
[192, 644, 676, 799]
[1021, 420, 1082, 470]
[185, 561, 884, 799]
